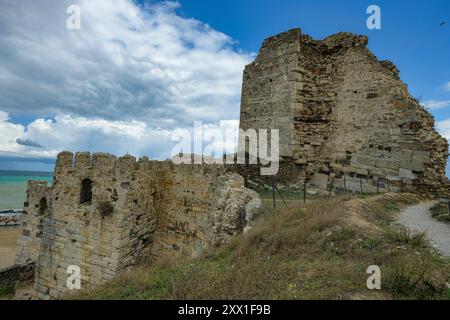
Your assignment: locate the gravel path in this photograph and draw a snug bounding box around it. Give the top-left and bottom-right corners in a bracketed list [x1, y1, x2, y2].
[396, 201, 450, 257]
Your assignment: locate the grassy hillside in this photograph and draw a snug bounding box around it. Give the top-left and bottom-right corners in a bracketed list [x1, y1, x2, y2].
[72, 193, 450, 300]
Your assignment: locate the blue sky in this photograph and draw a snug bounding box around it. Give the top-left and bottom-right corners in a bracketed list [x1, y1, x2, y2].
[175, 0, 450, 105]
[0, 0, 449, 174]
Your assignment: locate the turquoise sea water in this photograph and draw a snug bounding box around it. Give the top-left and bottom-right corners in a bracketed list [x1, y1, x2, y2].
[0, 170, 53, 211]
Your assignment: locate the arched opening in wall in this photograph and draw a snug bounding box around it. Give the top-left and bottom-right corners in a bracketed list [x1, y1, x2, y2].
[36, 197, 48, 238]
[80, 178, 93, 204]
[38, 197, 47, 215]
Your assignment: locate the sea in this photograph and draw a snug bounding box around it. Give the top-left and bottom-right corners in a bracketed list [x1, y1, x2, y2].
[0, 170, 53, 212]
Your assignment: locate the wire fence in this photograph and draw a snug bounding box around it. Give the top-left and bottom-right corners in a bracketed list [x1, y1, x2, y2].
[264, 174, 425, 210]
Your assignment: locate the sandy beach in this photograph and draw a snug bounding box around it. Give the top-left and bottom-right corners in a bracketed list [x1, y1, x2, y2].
[0, 227, 20, 269]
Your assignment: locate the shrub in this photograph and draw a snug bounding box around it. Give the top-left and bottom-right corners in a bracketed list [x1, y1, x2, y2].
[384, 253, 444, 299]
[0, 285, 14, 296]
[430, 202, 450, 224]
[98, 201, 114, 217]
[387, 226, 427, 248]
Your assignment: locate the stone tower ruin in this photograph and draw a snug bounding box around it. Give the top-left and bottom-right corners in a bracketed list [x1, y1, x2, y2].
[15, 152, 259, 299]
[239, 29, 449, 193]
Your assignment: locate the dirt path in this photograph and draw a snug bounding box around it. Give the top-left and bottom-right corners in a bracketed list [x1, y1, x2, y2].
[396, 201, 450, 257]
[0, 227, 20, 269]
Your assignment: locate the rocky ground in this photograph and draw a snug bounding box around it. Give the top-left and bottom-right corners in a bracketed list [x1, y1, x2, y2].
[0, 215, 20, 227]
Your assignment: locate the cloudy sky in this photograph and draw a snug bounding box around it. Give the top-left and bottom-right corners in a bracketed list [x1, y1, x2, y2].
[0, 0, 449, 173]
[0, 0, 252, 170]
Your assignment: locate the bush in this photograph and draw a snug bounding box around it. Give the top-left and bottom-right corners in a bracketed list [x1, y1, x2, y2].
[384, 253, 444, 299]
[387, 226, 427, 248]
[0, 285, 14, 296]
[98, 201, 114, 217]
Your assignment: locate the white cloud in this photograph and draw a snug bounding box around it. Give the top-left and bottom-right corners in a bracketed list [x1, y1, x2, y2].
[423, 100, 450, 110]
[437, 119, 450, 140]
[0, 0, 253, 126]
[443, 81, 450, 92]
[0, 0, 254, 161]
[436, 120, 450, 178]
[0, 111, 240, 161]
[0, 111, 173, 159]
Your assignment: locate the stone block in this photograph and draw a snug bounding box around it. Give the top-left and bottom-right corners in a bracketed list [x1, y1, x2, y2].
[412, 151, 430, 163]
[310, 173, 329, 189]
[330, 163, 343, 171]
[343, 176, 362, 193]
[295, 159, 307, 165]
[399, 161, 425, 172]
[392, 149, 413, 162]
[355, 155, 376, 167]
[375, 159, 399, 170]
[399, 168, 416, 179]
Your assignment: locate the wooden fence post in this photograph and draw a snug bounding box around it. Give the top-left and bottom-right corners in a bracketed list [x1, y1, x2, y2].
[272, 176, 276, 209]
[276, 185, 288, 208]
[328, 177, 335, 198]
[303, 179, 307, 204]
[359, 178, 363, 194]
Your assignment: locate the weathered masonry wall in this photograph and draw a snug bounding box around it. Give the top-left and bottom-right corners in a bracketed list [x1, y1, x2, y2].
[15, 181, 51, 266]
[239, 29, 449, 192]
[16, 152, 259, 299]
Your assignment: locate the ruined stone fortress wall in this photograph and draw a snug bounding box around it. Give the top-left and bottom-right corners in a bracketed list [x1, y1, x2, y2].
[16, 152, 258, 299]
[239, 29, 449, 192]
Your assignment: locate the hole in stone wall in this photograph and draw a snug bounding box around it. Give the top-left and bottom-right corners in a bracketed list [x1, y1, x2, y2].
[80, 178, 93, 204]
[38, 197, 47, 215]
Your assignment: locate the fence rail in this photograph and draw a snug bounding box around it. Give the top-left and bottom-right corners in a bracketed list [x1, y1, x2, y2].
[267, 173, 411, 209]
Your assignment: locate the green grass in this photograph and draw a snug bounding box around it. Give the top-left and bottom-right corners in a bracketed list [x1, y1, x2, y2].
[387, 226, 428, 249]
[0, 285, 15, 298]
[430, 202, 450, 224]
[71, 193, 450, 300]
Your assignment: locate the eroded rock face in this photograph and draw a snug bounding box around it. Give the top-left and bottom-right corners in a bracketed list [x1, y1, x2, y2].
[239, 29, 449, 192]
[15, 152, 260, 299]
